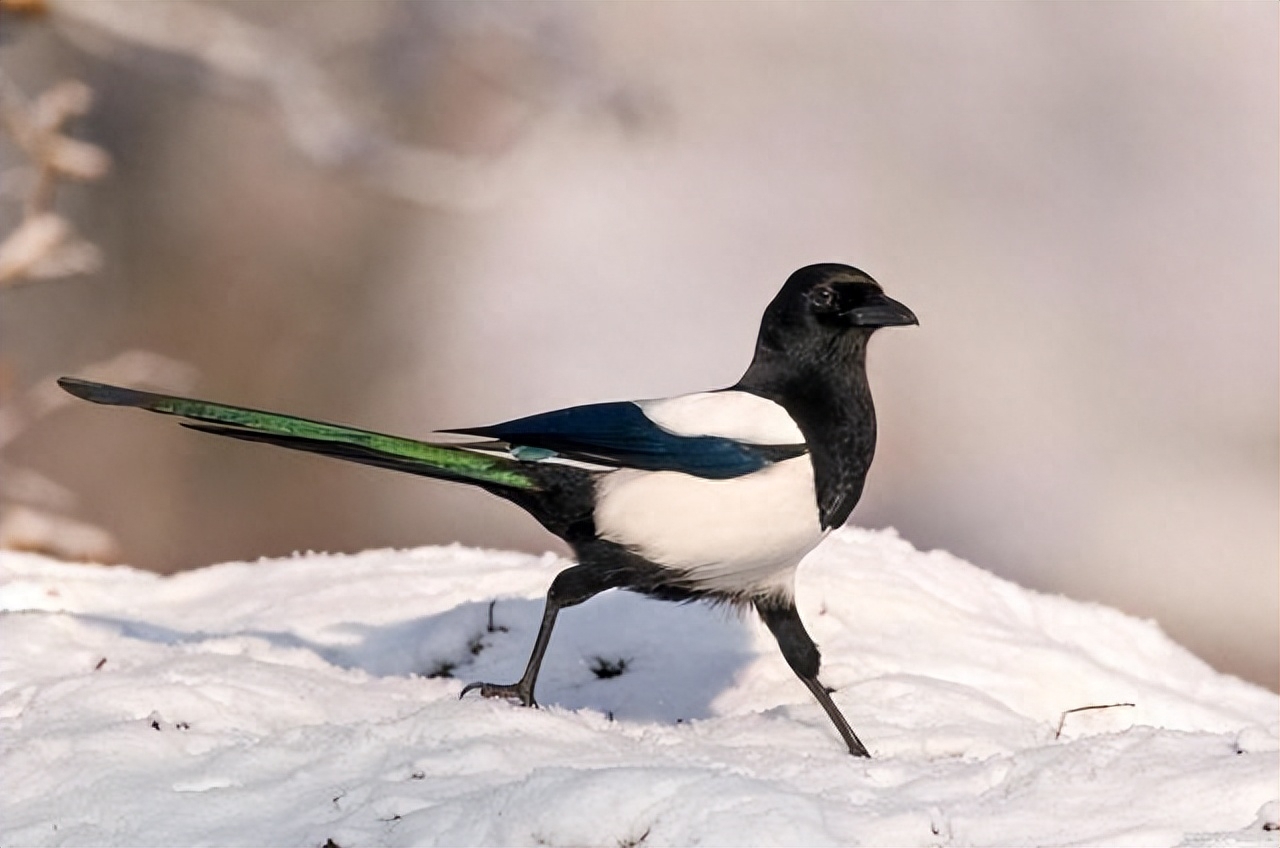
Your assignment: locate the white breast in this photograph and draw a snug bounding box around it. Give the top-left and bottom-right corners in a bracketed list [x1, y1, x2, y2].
[637, 391, 804, 445]
[593, 456, 826, 600]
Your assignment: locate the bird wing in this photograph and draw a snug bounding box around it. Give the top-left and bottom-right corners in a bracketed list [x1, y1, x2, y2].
[446, 396, 807, 480]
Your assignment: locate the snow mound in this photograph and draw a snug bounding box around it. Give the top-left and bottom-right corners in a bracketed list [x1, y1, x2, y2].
[1, 528, 1276, 847]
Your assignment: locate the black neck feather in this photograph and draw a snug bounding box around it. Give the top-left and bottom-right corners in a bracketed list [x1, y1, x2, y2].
[735, 332, 876, 529]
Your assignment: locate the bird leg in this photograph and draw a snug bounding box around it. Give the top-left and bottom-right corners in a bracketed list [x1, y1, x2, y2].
[755, 600, 870, 757]
[461, 564, 615, 707]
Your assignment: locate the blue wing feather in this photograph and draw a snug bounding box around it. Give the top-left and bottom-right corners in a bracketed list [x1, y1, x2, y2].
[448, 402, 803, 479]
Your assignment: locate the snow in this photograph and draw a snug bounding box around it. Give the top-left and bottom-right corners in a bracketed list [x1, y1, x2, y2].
[1, 527, 1276, 847]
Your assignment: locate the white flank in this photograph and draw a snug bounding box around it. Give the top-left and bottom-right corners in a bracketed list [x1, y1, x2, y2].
[637, 391, 804, 444]
[593, 456, 825, 597]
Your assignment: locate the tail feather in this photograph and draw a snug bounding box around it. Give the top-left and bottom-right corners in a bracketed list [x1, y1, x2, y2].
[57, 377, 538, 492]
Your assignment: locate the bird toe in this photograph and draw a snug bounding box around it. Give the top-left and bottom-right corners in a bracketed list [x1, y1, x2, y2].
[459, 680, 536, 708]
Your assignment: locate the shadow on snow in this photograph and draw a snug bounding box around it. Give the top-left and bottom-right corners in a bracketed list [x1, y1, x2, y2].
[66, 589, 759, 724]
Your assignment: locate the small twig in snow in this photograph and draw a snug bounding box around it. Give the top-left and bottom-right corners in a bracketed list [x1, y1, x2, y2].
[486, 599, 508, 633]
[1054, 702, 1136, 739]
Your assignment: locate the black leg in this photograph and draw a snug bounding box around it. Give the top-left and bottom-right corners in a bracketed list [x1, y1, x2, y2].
[461, 564, 616, 707]
[755, 600, 870, 757]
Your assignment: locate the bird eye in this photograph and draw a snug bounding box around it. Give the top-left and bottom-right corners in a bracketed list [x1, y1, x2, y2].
[808, 287, 838, 312]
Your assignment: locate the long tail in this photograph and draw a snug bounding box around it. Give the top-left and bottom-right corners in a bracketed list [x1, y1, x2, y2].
[57, 377, 546, 493]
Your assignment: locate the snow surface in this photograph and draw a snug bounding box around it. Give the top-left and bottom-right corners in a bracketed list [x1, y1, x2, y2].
[1, 528, 1276, 847]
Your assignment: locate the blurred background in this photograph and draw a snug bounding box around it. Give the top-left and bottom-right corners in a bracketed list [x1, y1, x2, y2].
[1, 2, 1274, 690]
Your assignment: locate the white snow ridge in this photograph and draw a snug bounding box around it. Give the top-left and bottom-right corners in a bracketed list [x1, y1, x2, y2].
[1, 528, 1276, 847]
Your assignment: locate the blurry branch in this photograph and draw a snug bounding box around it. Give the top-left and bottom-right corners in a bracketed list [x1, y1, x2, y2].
[0, 351, 197, 561]
[47, 0, 555, 211]
[49, 0, 365, 167]
[0, 505, 117, 562]
[0, 0, 47, 18]
[0, 54, 133, 559]
[0, 350, 196, 456]
[0, 70, 110, 287]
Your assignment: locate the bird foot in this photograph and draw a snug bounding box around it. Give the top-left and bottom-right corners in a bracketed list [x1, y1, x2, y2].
[459, 680, 537, 707]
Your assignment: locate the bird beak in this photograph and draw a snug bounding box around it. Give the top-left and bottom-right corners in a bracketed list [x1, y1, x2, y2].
[845, 293, 918, 328]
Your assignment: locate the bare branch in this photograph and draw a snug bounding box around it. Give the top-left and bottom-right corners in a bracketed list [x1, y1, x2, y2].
[49, 0, 366, 166]
[0, 503, 119, 562]
[0, 68, 110, 287]
[0, 0, 48, 18]
[0, 212, 101, 285]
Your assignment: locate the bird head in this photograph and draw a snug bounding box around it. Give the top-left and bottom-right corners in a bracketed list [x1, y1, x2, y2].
[754, 263, 917, 356]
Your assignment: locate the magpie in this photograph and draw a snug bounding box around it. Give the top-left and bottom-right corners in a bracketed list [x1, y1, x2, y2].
[57, 263, 916, 756]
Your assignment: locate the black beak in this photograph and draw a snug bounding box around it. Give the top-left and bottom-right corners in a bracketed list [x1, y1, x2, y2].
[846, 293, 918, 328]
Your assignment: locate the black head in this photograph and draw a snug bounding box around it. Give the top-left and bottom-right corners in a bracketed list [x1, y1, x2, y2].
[752, 263, 917, 358]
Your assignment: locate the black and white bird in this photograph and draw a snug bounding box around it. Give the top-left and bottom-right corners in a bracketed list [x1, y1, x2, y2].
[58, 262, 917, 756]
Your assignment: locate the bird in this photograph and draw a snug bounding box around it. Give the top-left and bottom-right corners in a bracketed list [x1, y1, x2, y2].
[57, 262, 917, 757]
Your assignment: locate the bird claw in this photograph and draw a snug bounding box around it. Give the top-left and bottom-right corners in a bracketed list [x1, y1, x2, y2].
[459, 680, 537, 707]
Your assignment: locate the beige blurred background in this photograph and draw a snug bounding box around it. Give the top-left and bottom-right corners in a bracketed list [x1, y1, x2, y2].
[1, 2, 1275, 690]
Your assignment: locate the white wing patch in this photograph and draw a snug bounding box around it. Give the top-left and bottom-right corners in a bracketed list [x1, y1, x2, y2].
[594, 456, 826, 599]
[637, 391, 804, 445]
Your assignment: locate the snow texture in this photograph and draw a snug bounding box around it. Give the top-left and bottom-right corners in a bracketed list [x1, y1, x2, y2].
[1, 528, 1276, 847]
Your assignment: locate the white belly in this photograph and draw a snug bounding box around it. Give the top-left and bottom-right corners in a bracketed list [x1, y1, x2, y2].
[593, 456, 826, 599]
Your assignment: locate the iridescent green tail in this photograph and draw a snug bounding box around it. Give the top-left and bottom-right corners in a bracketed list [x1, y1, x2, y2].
[56, 378, 539, 492]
